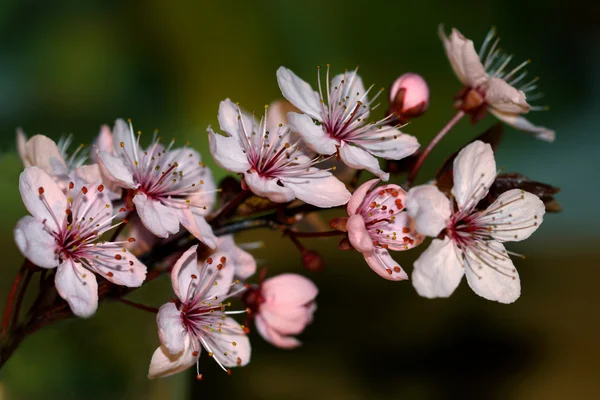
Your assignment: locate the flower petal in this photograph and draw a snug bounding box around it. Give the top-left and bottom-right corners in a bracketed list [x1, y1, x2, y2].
[97, 150, 137, 189]
[356, 127, 420, 161]
[485, 77, 530, 114]
[276, 67, 322, 121]
[157, 302, 186, 355]
[133, 193, 180, 238]
[339, 143, 389, 181]
[287, 112, 338, 155]
[218, 99, 258, 143]
[452, 140, 496, 212]
[14, 216, 59, 269]
[216, 235, 257, 280]
[282, 169, 351, 208]
[200, 254, 236, 300]
[363, 247, 408, 281]
[347, 178, 379, 216]
[412, 237, 465, 298]
[405, 185, 452, 237]
[86, 247, 147, 287]
[202, 317, 251, 368]
[177, 209, 217, 249]
[347, 214, 374, 253]
[19, 166, 67, 232]
[22, 134, 67, 175]
[262, 273, 318, 307]
[90, 124, 113, 163]
[207, 126, 251, 173]
[111, 118, 140, 163]
[439, 26, 488, 87]
[243, 172, 295, 203]
[170, 245, 200, 302]
[464, 241, 520, 304]
[489, 109, 555, 142]
[478, 189, 545, 242]
[55, 260, 98, 318]
[16, 128, 29, 166]
[147, 338, 196, 379]
[255, 315, 302, 349]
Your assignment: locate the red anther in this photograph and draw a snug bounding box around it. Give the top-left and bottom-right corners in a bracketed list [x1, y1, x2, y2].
[386, 268, 393, 275]
[107, 272, 114, 277]
[192, 351, 199, 357]
[128, 237, 136, 242]
[191, 274, 198, 279]
[220, 256, 226, 263]
[196, 374, 203, 381]
[217, 264, 223, 271]
[227, 368, 232, 376]
[69, 182, 74, 189]
[393, 266, 402, 273]
[81, 186, 88, 194]
[122, 219, 128, 224]
[97, 184, 104, 192]
[392, 191, 399, 197]
[119, 207, 127, 213]
[381, 244, 389, 249]
[244, 283, 252, 289]
[115, 254, 122, 260]
[65, 209, 72, 215]
[246, 307, 252, 314]
[402, 227, 410, 233]
[129, 261, 134, 266]
[369, 201, 377, 208]
[403, 236, 411, 243]
[386, 188, 393, 193]
[381, 205, 387, 211]
[378, 190, 385, 196]
[206, 257, 213, 265]
[38, 187, 45, 195]
[236, 357, 242, 366]
[243, 326, 251, 334]
[395, 199, 403, 208]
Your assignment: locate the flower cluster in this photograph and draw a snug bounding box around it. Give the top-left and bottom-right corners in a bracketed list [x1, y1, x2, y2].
[5, 25, 558, 381]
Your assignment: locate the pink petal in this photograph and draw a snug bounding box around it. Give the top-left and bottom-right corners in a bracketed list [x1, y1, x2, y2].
[19, 166, 67, 232]
[22, 134, 66, 175]
[262, 273, 318, 307]
[412, 237, 465, 298]
[216, 235, 257, 280]
[218, 99, 258, 144]
[489, 109, 555, 142]
[347, 178, 379, 216]
[282, 169, 351, 208]
[439, 26, 488, 88]
[287, 112, 338, 155]
[243, 172, 295, 203]
[177, 208, 217, 249]
[276, 67, 322, 121]
[452, 141, 496, 212]
[363, 247, 408, 281]
[133, 193, 180, 238]
[147, 338, 196, 379]
[259, 305, 313, 335]
[90, 124, 113, 163]
[255, 315, 302, 349]
[111, 118, 140, 163]
[339, 143, 389, 181]
[355, 127, 420, 161]
[405, 185, 452, 237]
[200, 255, 235, 300]
[203, 317, 251, 368]
[14, 216, 59, 269]
[55, 260, 98, 318]
[96, 150, 137, 189]
[86, 247, 147, 287]
[347, 214, 373, 253]
[207, 127, 251, 173]
[485, 77, 530, 114]
[157, 302, 186, 355]
[16, 128, 29, 166]
[170, 245, 200, 302]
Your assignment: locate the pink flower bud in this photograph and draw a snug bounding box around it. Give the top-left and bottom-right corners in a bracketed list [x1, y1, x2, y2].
[389, 73, 429, 122]
[301, 250, 324, 272]
[254, 273, 318, 349]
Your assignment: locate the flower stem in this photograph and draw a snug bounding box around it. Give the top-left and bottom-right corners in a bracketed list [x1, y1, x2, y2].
[406, 110, 465, 186]
[11, 268, 33, 328]
[210, 189, 250, 226]
[1, 261, 28, 335]
[118, 298, 159, 314]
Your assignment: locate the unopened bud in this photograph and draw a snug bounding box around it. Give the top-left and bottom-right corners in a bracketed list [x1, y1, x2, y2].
[338, 237, 353, 251]
[329, 217, 349, 232]
[389, 73, 429, 122]
[302, 250, 324, 272]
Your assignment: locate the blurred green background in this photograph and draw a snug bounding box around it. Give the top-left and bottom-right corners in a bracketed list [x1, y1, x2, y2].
[0, 0, 598, 399]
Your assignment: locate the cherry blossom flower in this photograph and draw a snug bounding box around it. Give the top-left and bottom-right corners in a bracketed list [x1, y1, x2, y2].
[97, 119, 217, 246]
[208, 99, 351, 207]
[250, 273, 317, 349]
[405, 141, 545, 303]
[342, 179, 423, 281]
[148, 245, 251, 379]
[17, 129, 104, 193]
[14, 167, 147, 317]
[440, 26, 555, 142]
[276, 66, 420, 180]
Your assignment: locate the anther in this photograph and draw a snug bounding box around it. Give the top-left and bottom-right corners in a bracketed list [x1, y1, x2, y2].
[38, 187, 45, 195]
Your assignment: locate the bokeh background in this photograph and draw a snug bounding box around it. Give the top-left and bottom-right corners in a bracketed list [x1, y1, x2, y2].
[0, 0, 598, 399]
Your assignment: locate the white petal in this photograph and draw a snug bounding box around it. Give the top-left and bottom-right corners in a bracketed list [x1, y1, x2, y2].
[339, 143, 389, 181]
[363, 247, 408, 281]
[148, 338, 196, 379]
[16, 128, 29, 166]
[283, 169, 351, 208]
[111, 118, 139, 163]
[255, 315, 302, 349]
[157, 302, 186, 355]
[177, 209, 218, 249]
[347, 178, 379, 216]
[97, 150, 137, 189]
[170, 245, 200, 302]
[405, 185, 452, 237]
[464, 241, 520, 304]
[86, 247, 147, 287]
[90, 124, 113, 163]
[133, 193, 180, 238]
[243, 172, 295, 203]
[216, 235, 257, 280]
[14, 216, 59, 269]
[452, 140, 496, 212]
[439, 26, 488, 87]
[202, 317, 251, 368]
[485, 78, 530, 114]
[55, 260, 98, 318]
[412, 237, 465, 298]
[347, 214, 373, 253]
[356, 127, 420, 161]
[489, 109, 555, 142]
[331, 71, 367, 107]
[276, 67, 322, 121]
[478, 189, 545, 242]
[207, 127, 251, 173]
[287, 112, 338, 155]
[23, 134, 67, 175]
[19, 166, 67, 232]
[218, 99, 258, 143]
[200, 256, 235, 300]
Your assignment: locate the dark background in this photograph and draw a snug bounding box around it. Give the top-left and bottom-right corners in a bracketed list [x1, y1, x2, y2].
[0, 0, 598, 399]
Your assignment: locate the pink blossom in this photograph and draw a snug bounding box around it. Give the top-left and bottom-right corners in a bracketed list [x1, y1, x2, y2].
[208, 100, 351, 207]
[389, 73, 429, 121]
[252, 274, 317, 349]
[277, 66, 420, 180]
[440, 26, 554, 142]
[97, 119, 217, 246]
[405, 141, 546, 303]
[148, 245, 251, 379]
[14, 167, 147, 317]
[345, 179, 424, 280]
